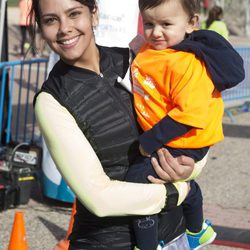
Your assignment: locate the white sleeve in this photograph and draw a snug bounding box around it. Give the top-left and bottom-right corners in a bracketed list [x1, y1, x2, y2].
[35, 92, 172, 217]
[184, 152, 208, 182]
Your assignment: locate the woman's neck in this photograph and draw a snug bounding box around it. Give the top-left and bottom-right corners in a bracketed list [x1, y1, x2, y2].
[67, 42, 100, 74]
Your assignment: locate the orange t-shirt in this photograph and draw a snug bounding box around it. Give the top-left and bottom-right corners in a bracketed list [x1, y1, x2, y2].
[132, 44, 224, 149]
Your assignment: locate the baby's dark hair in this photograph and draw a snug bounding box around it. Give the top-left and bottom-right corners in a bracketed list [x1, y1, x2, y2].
[139, 0, 201, 17]
[28, 0, 97, 52]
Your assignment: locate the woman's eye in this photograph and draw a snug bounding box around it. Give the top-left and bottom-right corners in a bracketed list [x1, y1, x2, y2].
[43, 17, 56, 25]
[69, 11, 81, 18]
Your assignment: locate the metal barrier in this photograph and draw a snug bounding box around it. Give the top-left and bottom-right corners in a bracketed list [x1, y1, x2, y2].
[0, 58, 75, 204]
[222, 47, 250, 102]
[222, 47, 250, 122]
[0, 58, 48, 145]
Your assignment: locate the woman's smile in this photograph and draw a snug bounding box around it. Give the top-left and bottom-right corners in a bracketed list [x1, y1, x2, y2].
[57, 35, 81, 49]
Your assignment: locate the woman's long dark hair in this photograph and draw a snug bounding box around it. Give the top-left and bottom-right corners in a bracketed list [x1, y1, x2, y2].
[205, 5, 223, 28]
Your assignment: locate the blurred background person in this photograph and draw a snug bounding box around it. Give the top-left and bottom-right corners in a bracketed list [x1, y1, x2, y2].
[201, 0, 210, 15]
[19, 0, 31, 55]
[19, 0, 35, 56]
[201, 5, 229, 40]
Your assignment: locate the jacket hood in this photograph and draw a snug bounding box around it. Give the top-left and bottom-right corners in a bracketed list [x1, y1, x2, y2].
[172, 30, 245, 91]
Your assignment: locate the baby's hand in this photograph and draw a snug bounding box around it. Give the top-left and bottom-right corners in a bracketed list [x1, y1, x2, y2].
[139, 144, 150, 157]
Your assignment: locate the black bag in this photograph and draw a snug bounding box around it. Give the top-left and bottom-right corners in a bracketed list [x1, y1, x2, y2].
[0, 143, 42, 210]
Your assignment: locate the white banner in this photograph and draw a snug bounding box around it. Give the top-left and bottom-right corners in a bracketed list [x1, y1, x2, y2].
[95, 0, 139, 47]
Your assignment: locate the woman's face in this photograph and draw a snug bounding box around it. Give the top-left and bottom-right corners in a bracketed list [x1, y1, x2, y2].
[39, 0, 98, 66]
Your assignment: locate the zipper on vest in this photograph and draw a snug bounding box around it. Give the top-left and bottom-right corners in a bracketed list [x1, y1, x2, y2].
[101, 74, 138, 137]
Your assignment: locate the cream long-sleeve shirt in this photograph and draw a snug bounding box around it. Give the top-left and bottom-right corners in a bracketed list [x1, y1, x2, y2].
[35, 92, 206, 217]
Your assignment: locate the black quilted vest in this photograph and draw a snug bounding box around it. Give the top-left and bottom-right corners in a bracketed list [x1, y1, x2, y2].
[35, 46, 185, 249]
[38, 46, 141, 180]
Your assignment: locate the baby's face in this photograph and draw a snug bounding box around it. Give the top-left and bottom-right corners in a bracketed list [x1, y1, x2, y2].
[141, 0, 197, 50]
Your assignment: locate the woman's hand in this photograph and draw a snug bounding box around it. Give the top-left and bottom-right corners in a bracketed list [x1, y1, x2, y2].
[148, 148, 195, 184]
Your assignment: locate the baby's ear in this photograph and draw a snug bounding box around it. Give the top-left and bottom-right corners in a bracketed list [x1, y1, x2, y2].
[187, 14, 200, 34]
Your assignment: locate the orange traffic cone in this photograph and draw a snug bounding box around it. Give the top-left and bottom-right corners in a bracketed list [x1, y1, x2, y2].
[8, 211, 28, 250]
[54, 200, 76, 250]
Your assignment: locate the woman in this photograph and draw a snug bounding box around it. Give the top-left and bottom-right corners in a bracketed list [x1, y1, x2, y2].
[31, 0, 205, 248]
[19, 0, 32, 55]
[201, 5, 229, 40]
